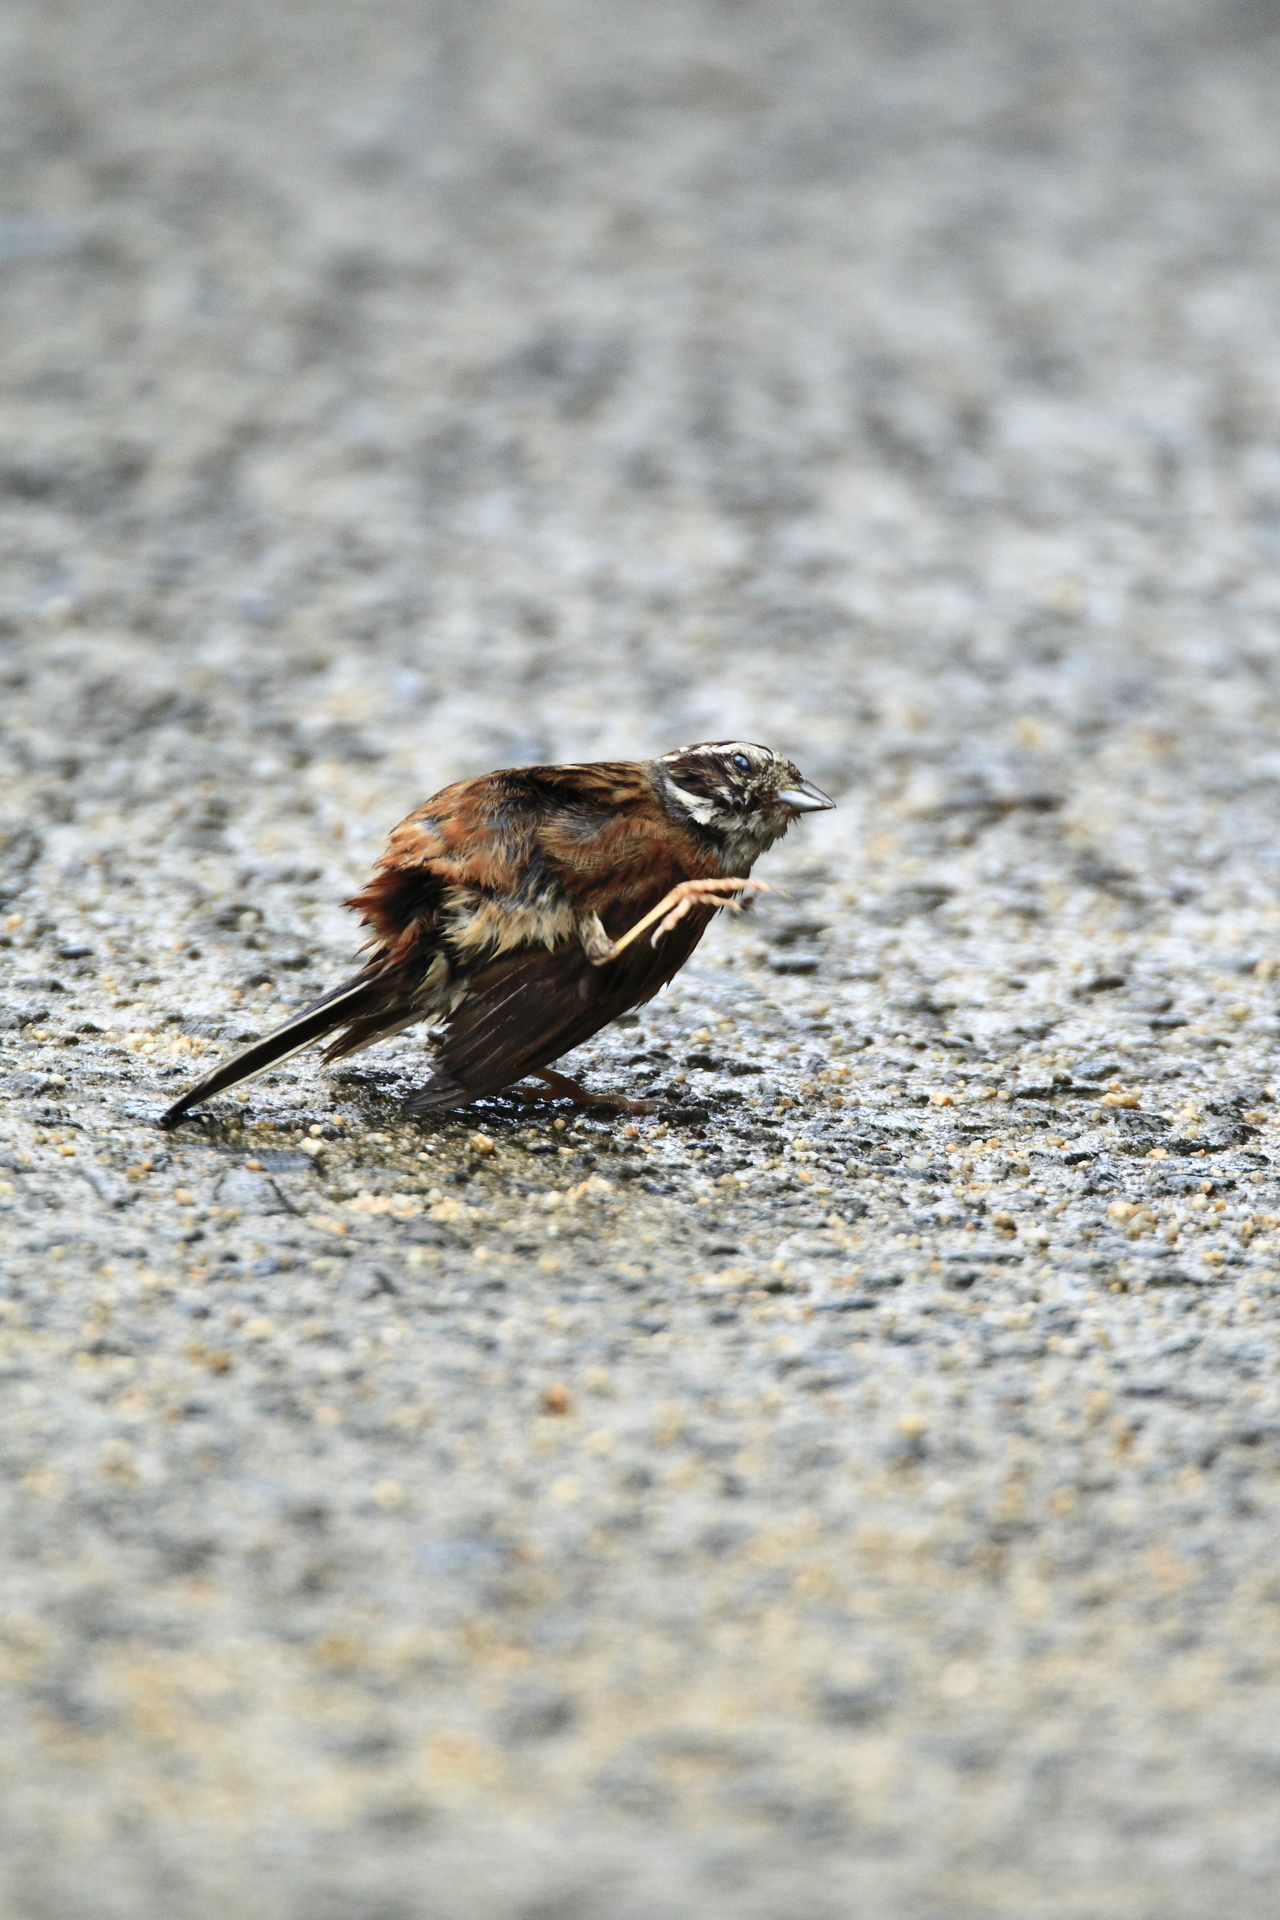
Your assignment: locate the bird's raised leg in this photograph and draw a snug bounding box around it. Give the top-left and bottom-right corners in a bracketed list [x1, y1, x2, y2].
[580, 877, 769, 967]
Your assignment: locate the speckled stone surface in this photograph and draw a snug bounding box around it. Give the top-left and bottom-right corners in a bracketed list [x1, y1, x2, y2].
[3, 2, 1280, 1914]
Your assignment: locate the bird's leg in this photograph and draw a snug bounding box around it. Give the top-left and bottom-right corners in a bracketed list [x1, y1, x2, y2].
[582, 877, 769, 967]
[514, 1068, 655, 1113]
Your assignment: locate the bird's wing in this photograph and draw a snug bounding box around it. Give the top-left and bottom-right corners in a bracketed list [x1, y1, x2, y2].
[403, 904, 714, 1112]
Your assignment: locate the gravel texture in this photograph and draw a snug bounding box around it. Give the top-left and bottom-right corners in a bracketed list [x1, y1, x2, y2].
[4, 1, 1280, 1915]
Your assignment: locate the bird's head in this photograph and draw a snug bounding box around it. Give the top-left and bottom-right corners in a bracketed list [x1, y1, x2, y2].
[654, 740, 834, 863]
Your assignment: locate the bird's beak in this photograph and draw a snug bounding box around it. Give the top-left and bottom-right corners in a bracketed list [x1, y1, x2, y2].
[776, 779, 835, 815]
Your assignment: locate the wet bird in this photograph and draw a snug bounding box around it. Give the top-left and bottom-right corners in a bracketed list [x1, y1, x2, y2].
[159, 741, 834, 1127]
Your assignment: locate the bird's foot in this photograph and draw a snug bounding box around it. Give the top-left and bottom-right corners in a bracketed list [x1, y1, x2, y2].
[649, 875, 769, 945]
[514, 1069, 655, 1113]
[589, 876, 769, 965]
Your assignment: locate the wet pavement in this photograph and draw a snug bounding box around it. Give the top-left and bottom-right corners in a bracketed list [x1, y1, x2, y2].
[3, 2, 1280, 1914]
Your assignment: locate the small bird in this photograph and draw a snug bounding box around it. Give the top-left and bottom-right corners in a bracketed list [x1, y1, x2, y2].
[159, 740, 834, 1128]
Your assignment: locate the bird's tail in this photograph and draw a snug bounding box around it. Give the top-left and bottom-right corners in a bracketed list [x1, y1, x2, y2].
[158, 968, 393, 1129]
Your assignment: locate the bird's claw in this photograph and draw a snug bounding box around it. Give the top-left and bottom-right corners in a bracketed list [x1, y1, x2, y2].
[515, 1070, 654, 1113]
[649, 876, 769, 947]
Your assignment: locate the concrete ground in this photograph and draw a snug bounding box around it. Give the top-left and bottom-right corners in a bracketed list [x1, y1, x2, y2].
[3, 1, 1280, 1913]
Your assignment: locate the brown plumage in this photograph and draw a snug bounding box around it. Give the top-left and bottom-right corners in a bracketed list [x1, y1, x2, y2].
[159, 741, 833, 1127]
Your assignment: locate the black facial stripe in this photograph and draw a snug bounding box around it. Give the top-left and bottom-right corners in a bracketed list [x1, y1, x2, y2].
[664, 756, 724, 799]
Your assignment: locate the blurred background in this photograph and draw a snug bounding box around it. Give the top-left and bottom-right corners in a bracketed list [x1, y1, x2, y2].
[4, 0, 1280, 864]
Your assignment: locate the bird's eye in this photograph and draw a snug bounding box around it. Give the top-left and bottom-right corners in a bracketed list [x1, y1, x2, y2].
[731, 752, 750, 772]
